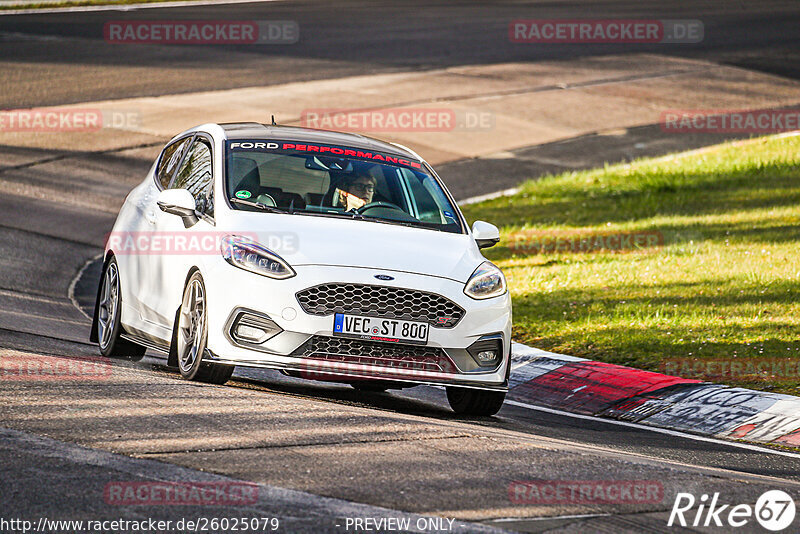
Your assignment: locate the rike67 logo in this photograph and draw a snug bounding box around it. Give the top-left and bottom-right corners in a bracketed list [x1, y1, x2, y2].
[668, 490, 796, 531]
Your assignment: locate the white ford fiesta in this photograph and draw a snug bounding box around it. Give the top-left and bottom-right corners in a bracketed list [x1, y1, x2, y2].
[91, 122, 512, 415]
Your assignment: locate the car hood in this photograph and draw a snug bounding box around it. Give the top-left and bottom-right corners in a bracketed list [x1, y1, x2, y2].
[223, 211, 484, 282]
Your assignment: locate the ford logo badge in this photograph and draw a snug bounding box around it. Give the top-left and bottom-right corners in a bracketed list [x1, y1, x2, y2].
[374, 274, 394, 281]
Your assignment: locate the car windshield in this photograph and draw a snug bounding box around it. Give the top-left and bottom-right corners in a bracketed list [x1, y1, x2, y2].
[225, 140, 463, 233]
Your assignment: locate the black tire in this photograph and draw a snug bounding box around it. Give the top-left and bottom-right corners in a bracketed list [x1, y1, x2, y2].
[96, 257, 146, 360]
[446, 387, 506, 416]
[175, 271, 234, 385]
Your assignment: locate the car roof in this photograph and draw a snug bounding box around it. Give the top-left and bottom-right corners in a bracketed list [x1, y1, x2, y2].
[218, 122, 419, 160]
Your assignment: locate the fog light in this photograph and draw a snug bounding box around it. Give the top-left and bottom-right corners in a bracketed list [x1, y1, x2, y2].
[467, 334, 503, 368]
[476, 350, 497, 363]
[236, 324, 268, 343]
[229, 310, 282, 346]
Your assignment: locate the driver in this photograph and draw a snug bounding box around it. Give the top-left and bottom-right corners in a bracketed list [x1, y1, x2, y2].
[335, 174, 377, 211]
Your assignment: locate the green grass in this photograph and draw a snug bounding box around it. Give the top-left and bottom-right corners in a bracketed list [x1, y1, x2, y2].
[462, 134, 800, 395]
[0, 0, 198, 10]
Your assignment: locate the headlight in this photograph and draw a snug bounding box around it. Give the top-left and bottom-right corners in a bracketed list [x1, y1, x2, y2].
[220, 235, 296, 279]
[464, 261, 506, 300]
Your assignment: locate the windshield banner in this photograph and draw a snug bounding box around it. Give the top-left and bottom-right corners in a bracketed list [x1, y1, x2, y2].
[227, 140, 423, 169]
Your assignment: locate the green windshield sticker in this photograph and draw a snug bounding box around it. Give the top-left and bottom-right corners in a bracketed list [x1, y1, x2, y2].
[235, 190, 252, 199]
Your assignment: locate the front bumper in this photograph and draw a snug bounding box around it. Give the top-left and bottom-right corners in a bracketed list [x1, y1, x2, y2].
[203, 260, 512, 390]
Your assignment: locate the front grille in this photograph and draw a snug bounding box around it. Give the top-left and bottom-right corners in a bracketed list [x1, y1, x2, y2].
[291, 335, 458, 374]
[295, 283, 464, 328]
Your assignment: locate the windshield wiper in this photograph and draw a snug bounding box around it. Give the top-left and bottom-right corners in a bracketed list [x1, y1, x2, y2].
[361, 216, 418, 229]
[292, 208, 363, 220]
[358, 214, 456, 232]
[229, 197, 286, 213]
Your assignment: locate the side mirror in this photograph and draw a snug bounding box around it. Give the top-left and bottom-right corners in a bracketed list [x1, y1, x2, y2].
[472, 221, 500, 249]
[157, 188, 198, 228]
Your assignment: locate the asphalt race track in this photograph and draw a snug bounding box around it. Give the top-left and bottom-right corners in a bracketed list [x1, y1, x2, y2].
[2, 1, 800, 533]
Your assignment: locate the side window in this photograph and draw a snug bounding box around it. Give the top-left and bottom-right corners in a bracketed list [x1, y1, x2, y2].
[172, 139, 214, 218]
[401, 169, 444, 223]
[156, 138, 190, 189]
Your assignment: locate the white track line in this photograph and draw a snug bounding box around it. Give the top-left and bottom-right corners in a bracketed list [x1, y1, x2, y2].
[458, 187, 519, 206]
[67, 252, 102, 321]
[0, 0, 284, 16]
[505, 400, 800, 459]
[458, 131, 800, 206]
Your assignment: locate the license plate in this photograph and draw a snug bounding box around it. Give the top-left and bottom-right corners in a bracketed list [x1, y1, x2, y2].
[333, 313, 429, 345]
